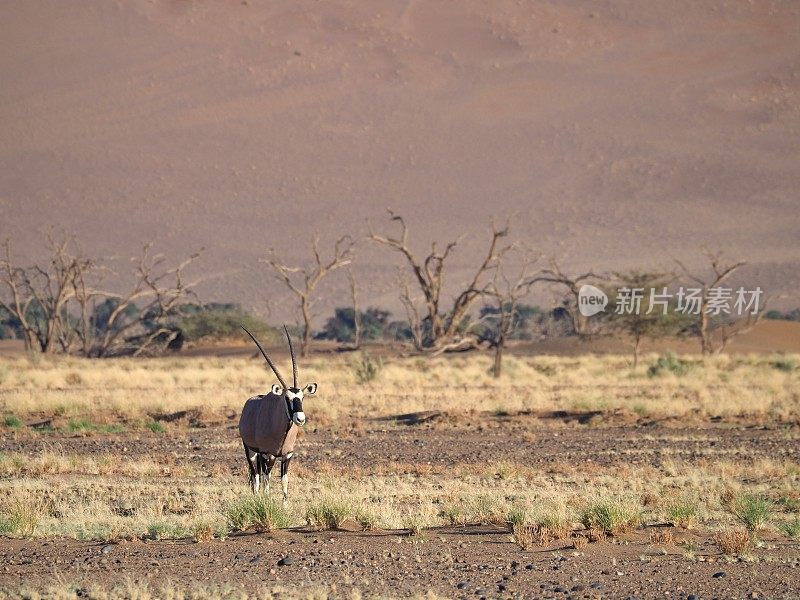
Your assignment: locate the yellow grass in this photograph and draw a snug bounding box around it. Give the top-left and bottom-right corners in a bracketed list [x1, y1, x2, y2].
[0, 352, 797, 543]
[0, 451, 796, 541]
[0, 352, 798, 424]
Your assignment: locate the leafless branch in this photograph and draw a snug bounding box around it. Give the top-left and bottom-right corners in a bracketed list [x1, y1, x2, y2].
[261, 234, 355, 356]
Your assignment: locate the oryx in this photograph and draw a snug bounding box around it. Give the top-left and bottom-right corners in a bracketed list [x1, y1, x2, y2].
[239, 325, 316, 505]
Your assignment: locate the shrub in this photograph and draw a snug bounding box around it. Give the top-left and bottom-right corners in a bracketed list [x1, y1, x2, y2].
[507, 505, 570, 548]
[572, 534, 588, 550]
[580, 497, 641, 535]
[145, 420, 165, 433]
[225, 496, 290, 532]
[442, 503, 468, 526]
[666, 500, 699, 529]
[0, 499, 42, 537]
[65, 419, 124, 434]
[732, 494, 773, 532]
[649, 528, 674, 545]
[179, 308, 277, 343]
[778, 495, 800, 513]
[403, 513, 426, 536]
[352, 353, 383, 384]
[318, 307, 392, 342]
[714, 528, 751, 555]
[145, 522, 187, 540]
[66, 418, 93, 433]
[191, 520, 215, 543]
[647, 351, 691, 377]
[305, 499, 350, 530]
[354, 507, 380, 531]
[510, 523, 535, 550]
[3, 414, 22, 430]
[64, 372, 83, 386]
[771, 358, 796, 372]
[778, 517, 800, 539]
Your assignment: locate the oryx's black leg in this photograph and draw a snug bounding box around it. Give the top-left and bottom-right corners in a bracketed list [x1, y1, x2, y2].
[280, 453, 293, 506]
[261, 454, 276, 497]
[243, 443, 259, 493]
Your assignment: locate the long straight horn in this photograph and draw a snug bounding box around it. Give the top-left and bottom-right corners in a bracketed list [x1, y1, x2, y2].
[241, 326, 287, 390]
[284, 325, 298, 388]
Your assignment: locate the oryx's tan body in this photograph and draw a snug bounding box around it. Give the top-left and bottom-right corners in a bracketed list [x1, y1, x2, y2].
[239, 393, 298, 457]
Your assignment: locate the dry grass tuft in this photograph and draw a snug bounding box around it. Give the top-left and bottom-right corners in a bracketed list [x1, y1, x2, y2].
[192, 520, 215, 543]
[580, 496, 641, 535]
[666, 499, 699, 529]
[731, 494, 773, 532]
[714, 528, 751, 555]
[571, 533, 589, 550]
[649, 527, 675, 545]
[225, 495, 289, 532]
[305, 498, 352, 530]
[0, 497, 44, 537]
[507, 504, 571, 548]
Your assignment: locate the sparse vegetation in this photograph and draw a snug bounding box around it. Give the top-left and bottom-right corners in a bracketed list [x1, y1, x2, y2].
[225, 496, 290, 532]
[3, 414, 21, 429]
[732, 494, 773, 532]
[507, 504, 571, 548]
[305, 498, 351, 530]
[777, 517, 800, 539]
[648, 351, 692, 377]
[145, 420, 166, 433]
[0, 353, 796, 426]
[666, 499, 699, 529]
[179, 305, 277, 343]
[191, 520, 215, 543]
[146, 521, 188, 540]
[771, 357, 796, 372]
[580, 496, 641, 535]
[352, 352, 383, 384]
[714, 528, 752, 555]
[0, 498, 43, 537]
[649, 528, 674, 545]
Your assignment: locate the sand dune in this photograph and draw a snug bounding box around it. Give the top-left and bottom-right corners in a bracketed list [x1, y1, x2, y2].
[1, 0, 798, 321]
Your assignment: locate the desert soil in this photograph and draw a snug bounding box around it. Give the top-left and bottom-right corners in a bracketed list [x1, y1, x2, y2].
[2, 419, 799, 598]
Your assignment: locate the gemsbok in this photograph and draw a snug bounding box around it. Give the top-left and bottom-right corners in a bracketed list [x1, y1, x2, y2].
[239, 326, 316, 505]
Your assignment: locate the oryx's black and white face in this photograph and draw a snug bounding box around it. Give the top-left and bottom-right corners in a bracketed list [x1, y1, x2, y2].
[271, 383, 317, 426]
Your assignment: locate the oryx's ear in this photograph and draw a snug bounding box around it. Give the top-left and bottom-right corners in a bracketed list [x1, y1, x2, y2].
[304, 383, 317, 395]
[271, 383, 284, 396]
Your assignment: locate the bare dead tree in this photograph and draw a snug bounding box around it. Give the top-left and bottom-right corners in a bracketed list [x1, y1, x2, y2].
[675, 250, 762, 354]
[525, 261, 603, 337]
[0, 236, 96, 354]
[398, 271, 424, 350]
[88, 245, 203, 357]
[485, 248, 538, 378]
[0, 236, 202, 357]
[262, 235, 354, 357]
[368, 210, 511, 351]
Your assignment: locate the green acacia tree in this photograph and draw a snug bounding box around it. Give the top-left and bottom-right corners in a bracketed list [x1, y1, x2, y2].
[603, 271, 688, 368]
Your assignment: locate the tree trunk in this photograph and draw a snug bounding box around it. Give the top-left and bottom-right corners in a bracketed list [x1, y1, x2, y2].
[632, 333, 641, 368]
[300, 297, 312, 358]
[350, 271, 360, 350]
[493, 342, 503, 378]
[699, 309, 711, 355]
